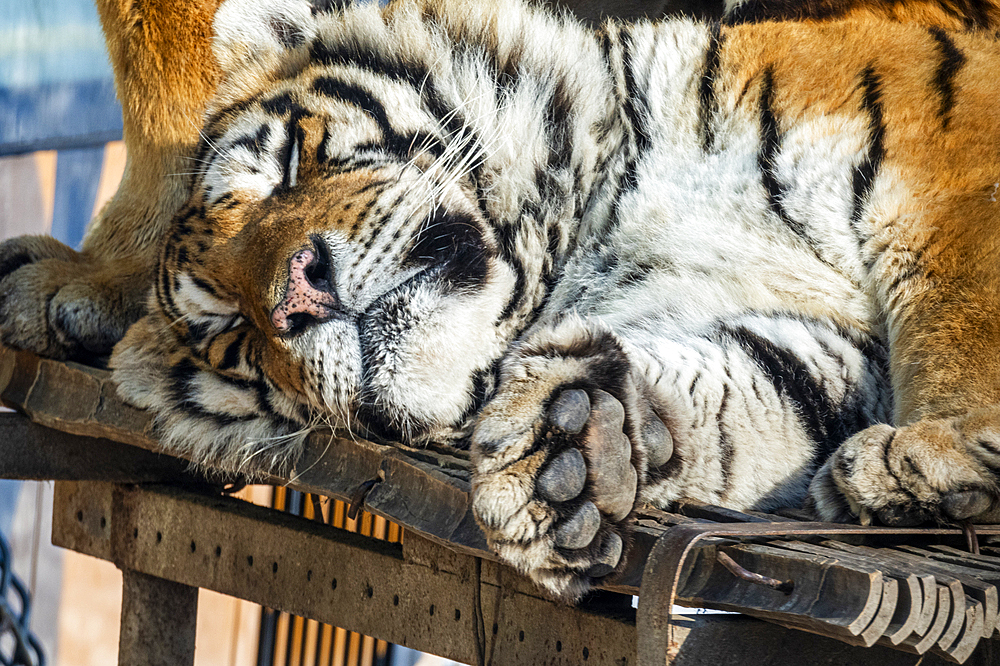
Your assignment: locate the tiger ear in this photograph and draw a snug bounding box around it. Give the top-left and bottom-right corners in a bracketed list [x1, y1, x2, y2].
[211, 0, 319, 87]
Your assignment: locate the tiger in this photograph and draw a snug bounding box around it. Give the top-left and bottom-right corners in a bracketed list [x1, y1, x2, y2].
[3, 0, 1000, 601]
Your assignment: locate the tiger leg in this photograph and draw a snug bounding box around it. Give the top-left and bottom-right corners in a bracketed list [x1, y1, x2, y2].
[472, 311, 886, 599]
[810, 200, 1000, 525]
[0, 0, 220, 359]
[471, 317, 667, 600]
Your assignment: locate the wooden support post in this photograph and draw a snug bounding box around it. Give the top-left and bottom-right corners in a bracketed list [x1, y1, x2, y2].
[118, 569, 198, 666]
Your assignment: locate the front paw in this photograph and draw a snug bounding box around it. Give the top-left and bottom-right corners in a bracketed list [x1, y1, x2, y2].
[0, 236, 148, 360]
[472, 385, 656, 600]
[809, 414, 1000, 526]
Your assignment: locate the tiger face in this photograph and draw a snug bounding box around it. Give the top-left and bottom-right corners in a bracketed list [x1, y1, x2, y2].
[112, 0, 594, 467]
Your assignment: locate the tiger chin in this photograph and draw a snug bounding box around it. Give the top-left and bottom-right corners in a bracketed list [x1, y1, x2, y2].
[6, 0, 1000, 602]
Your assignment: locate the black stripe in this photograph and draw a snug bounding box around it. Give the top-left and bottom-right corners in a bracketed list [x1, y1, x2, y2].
[279, 114, 307, 191]
[219, 330, 247, 371]
[620, 28, 651, 160]
[316, 125, 332, 165]
[496, 222, 527, 321]
[975, 438, 1000, 457]
[312, 77, 399, 153]
[310, 40, 428, 87]
[928, 27, 966, 130]
[850, 65, 886, 233]
[230, 124, 271, 158]
[168, 358, 246, 428]
[717, 384, 734, 495]
[261, 93, 308, 117]
[699, 23, 724, 152]
[720, 324, 867, 458]
[609, 28, 651, 231]
[598, 28, 614, 69]
[191, 276, 219, 298]
[756, 68, 839, 268]
[186, 320, 211, 344]
[757, 68, 803, 236]
[955, 0, 993, 30]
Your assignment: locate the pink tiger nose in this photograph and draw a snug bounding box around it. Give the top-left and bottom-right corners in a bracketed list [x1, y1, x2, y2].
[270, 245, 339, 334]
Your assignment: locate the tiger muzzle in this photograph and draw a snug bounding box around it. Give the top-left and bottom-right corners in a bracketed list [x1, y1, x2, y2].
[270, 237, 338, 335]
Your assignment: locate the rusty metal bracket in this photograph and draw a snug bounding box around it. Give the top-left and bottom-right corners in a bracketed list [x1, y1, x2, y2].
[635, 520, 1000, 666]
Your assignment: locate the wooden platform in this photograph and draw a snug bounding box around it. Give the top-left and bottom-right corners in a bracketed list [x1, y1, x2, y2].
[2, 346, 1000, 665]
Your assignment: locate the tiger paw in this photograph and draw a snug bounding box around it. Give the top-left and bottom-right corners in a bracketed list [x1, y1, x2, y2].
[472, 381, 663, 600]
[809, 412, 1000, 526]
[0, 235, 149, 361]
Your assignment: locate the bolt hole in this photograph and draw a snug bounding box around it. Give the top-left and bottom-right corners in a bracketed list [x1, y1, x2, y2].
[518, 630, 524, 642]
[364, 585, 374, 598]
[190, 541, 196, 553]
[429, 604, 435, 616]
[331, 578, 338, 590]
[454, 609, 461, 621]
[307, 570, 313, 581]
[76, 511, 83, 522]
[133, 528, 138, 539]
[247, 556, 254, 567]
[556, 641, 562, 652]
[100, 517, 107, 529]
[492, 623, 498, 636]
[215, 546, 222, 557]
[583, 647, 590, 660]
[393, 595, 399, 606]
[272, 562, 278, 574]
[156, 532, 162, 543]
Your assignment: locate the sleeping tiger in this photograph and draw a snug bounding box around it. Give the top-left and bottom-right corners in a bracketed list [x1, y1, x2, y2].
[3, 0, 1000, 600]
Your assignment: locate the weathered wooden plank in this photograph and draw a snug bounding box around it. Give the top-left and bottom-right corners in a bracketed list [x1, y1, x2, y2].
[0, 346, 490, 558]
[10, 346, 1000, 663]
[53, 480, 638, 666]
[887, 547, 998, 641]
[777, 541, 923, 645]
[0, 412, 199, 483]
[672, 499, 795, 523]
[916, 545, 1000, 573]
[824, 542, 982, 660]
[677, 542, 888, 645]
[935, 597, 984, 665]
[118, 570, 198, 666]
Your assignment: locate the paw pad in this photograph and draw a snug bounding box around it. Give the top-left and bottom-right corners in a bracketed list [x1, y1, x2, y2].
[538, 448, 586, 502]
[555, 501, 601, 549]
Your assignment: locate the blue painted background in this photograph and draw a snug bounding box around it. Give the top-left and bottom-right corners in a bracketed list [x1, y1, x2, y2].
[0, 0, 123, 532]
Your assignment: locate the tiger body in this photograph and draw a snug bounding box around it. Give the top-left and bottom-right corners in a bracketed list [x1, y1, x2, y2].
[3, 0, 1000, 600]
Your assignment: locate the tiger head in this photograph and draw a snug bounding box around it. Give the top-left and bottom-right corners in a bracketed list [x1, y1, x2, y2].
[111, 0, 600, 470]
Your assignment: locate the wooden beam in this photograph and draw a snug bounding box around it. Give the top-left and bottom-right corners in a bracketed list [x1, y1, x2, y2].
[118, 570, 198, 666]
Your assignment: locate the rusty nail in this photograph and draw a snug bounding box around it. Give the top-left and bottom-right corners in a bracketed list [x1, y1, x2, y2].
[716, 550, 794, 594]
[310, 494, 325, 525]
[348, 475, 381, 521]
